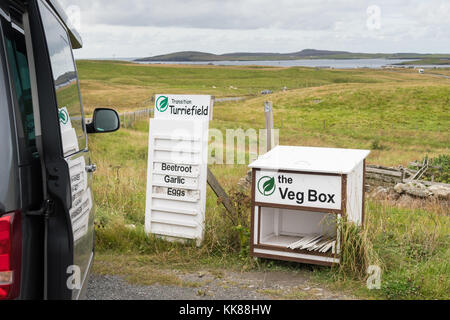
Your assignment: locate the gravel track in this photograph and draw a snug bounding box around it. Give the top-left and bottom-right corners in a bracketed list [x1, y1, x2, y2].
[86, 270, 354, 300]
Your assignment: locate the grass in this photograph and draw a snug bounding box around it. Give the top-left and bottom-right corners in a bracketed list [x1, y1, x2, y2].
[396, 58, 450, 66]
[79, 61, 450, 300]
[211, 82, 449, 166]
[316, 200, 449, 300]
[79, 61, 450, 166]
[78, 59, 442, 113]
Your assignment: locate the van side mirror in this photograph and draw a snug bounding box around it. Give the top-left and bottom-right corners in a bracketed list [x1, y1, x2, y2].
[87, 108, 120, 134]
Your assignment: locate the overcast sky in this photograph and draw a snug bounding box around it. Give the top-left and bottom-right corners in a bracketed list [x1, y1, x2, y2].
[57, 0, 450, 59]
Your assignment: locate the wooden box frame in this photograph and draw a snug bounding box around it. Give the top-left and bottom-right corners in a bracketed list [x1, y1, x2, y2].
[250, 160, 366, 267]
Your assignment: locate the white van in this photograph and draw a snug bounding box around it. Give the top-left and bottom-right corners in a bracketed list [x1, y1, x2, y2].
[0, 0, 120, 300]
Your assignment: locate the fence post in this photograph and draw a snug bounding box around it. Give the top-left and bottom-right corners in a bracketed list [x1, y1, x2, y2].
[264, 101, 274, 152]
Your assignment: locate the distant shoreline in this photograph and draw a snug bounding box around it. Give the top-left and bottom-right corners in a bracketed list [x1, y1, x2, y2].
[131, 58, 450, 69]
[134, 49, 450, 64]
[77, 57, 450, 69]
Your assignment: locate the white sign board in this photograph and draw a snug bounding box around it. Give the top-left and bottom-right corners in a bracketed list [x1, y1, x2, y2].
[58, 107, 79, 157]
[58, 107, 92, 242]
[254, 170, 342, 211]
[145, 96, 211, 245]
[154, 94, 213, 121]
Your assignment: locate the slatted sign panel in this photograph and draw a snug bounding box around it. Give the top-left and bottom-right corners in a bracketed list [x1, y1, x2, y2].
[145, 119, 209, 245]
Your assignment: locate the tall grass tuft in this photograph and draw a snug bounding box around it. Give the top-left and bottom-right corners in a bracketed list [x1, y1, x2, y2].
[336, 216, 381, 280]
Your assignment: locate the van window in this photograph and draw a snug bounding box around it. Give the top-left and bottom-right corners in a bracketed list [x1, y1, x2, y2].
[0, 34, 18, 213]
[4, 24, 35, 150]
[38, 0, 86, 155]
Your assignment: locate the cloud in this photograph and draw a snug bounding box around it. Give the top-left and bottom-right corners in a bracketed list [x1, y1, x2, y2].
[61, 0, 365, 30]
[57, 0, 450, 58]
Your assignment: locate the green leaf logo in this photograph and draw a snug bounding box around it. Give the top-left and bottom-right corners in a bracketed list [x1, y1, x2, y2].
[59, 108, 69, 125]
[156, 96, 169, 112]
[258, 176, 276, 196]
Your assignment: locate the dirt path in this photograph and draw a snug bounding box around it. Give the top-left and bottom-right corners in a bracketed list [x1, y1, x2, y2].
[86, 268, 355, 300]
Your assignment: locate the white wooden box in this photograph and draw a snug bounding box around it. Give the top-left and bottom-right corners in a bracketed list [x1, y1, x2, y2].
[249, 146, 370, 266]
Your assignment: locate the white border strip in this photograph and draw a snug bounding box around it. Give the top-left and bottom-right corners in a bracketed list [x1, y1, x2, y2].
[254, 248, 340, 264]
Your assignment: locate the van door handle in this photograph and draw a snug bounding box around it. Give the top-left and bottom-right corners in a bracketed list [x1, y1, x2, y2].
[85, 164, 97, 173]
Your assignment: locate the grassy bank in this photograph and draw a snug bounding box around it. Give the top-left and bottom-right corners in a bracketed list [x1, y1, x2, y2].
[78, 59, 442, 113]
[396, 58, 450, 66]
[78, 60, 449, 165]
[79, 61, 449, 299]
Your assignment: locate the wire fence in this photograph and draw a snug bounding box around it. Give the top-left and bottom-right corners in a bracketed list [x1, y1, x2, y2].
[119, 108, 153, 128]
[115, 96, 251, 128]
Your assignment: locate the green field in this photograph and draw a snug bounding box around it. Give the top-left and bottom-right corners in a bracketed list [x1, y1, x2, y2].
[78, 61, 450, 299]
[79, 60, 449, 166]
[396, 58, 450, 65]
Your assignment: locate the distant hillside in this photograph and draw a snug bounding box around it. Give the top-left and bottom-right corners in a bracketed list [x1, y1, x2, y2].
[135, 49, 450, 62]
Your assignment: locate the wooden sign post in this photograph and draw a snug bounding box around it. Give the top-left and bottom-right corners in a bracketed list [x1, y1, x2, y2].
[264, 101, 274, 152]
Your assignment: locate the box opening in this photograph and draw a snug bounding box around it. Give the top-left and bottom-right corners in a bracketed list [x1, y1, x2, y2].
[259, 207, 338, 254]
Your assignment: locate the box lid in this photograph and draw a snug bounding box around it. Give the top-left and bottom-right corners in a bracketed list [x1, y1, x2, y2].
[249, 145, 370, 174]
